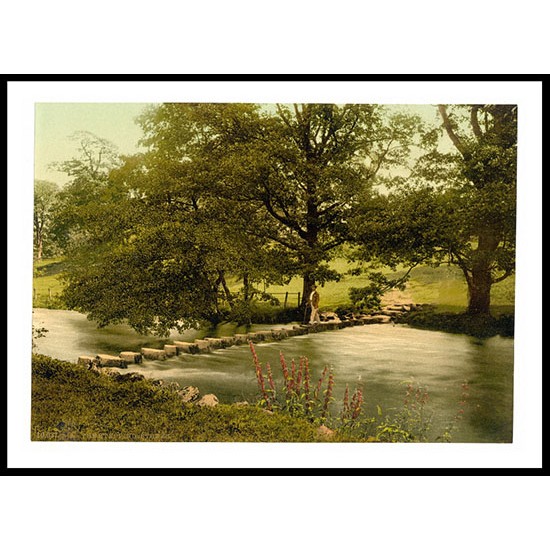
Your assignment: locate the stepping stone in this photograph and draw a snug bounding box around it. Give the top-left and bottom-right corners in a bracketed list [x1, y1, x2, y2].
[173, 341, 200, 354]
[271, 329, 288, 340]
[363, 315, 393, 324]
[96, 354, 128, 368]
[383, 306, 405, 313]
[203, 338, 224, 349]
[164, 344, 177, 357]
[78, 355, 96, 367]
[119, 351, 142, 364]
[141, 347, 166, 360]
[193, 340, 212, 353]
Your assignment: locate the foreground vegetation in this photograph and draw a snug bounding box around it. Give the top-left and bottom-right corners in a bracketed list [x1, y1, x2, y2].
[32, 353, 469, 443]
[31, 354, 327, 442]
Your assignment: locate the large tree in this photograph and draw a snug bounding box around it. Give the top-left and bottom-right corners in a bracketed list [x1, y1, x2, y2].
[58, 103, 422, 333]
[348, 104, 516, 317]
[140, 103, 422, 309]
[50, 131, 125, 252]
[435, 104, 517, 315]
[358, 105, 517, 316]
[59, 110, 291, 333]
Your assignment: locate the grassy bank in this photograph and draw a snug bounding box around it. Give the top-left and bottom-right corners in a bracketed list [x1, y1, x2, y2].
[263, 261, 515, 313]
[33, 257, 66, 308]
[31, 354, 330, 442]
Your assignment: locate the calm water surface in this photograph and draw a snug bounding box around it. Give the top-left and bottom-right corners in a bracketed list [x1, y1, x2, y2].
[33, 308, 514, 442]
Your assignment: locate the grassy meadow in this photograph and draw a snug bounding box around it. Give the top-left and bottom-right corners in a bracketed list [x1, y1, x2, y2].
[33, 255, 515, 315]
[33, 257, 66, 308]
[261, 258, 515, 314]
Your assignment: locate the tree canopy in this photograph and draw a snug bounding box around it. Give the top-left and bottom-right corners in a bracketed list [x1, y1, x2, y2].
[349, 104, 517, 315]
[51, 102, 517, 333]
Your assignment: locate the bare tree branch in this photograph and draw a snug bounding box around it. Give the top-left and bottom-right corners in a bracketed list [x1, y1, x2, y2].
[438, 105, 466, 156]
[470, 105, 483, 141]
[492, 267, 514, 284]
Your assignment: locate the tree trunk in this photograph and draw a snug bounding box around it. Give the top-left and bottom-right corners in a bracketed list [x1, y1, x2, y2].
[220, 273, 234, 307]
[243, 272, 250, 302]
[301, 176, 319, 309]
[467, 268, 492, 315]
[214, 270, 233, 307]
[36, 223, 44, 260]
[466, 229, 499, 316]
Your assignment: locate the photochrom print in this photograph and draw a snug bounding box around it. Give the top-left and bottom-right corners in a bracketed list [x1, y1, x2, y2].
[31, 100, 516, 444]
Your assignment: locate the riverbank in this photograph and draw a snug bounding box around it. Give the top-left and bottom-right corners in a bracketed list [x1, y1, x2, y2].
[31, 353, 452, 443]
[397, 306, 514, 337]
[31, 354, 333, 442]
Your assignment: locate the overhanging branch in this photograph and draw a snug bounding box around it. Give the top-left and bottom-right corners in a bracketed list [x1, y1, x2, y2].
[470, 106, 484, 141]
[438, 105, 466, 156]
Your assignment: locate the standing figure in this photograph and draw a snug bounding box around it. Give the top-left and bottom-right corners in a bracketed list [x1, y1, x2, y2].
[309, 285, 321, 324]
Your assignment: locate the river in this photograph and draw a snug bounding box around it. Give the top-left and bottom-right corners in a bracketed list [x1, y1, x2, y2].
[32, 308, 514, 443]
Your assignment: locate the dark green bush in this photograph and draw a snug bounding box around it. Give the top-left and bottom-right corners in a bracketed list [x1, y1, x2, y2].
[398, 307, 514, 337]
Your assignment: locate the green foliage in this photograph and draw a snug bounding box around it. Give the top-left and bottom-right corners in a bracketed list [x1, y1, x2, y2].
[375, 383, 432, 442]
[31, 354, 325, 442]
[45, 103, 516, 329]
[61, 219, 220, 335]
[48, 132, 126, 253]
[399, 305, 514, 337]
[349, 271, 408, 311]
[350, 104, 517, 316]
[58, 103, 424, 332]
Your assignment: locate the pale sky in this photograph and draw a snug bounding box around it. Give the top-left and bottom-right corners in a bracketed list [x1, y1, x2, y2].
[34, 103, 154, 186]
[34, 103, 441, 187]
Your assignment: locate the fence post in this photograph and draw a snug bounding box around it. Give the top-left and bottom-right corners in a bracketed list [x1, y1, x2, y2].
[297, 292, 301, 308]
[284, 292, 288, 308]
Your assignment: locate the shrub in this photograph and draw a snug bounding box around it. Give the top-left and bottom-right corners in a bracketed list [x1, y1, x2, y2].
[398, 306, 514, 337]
